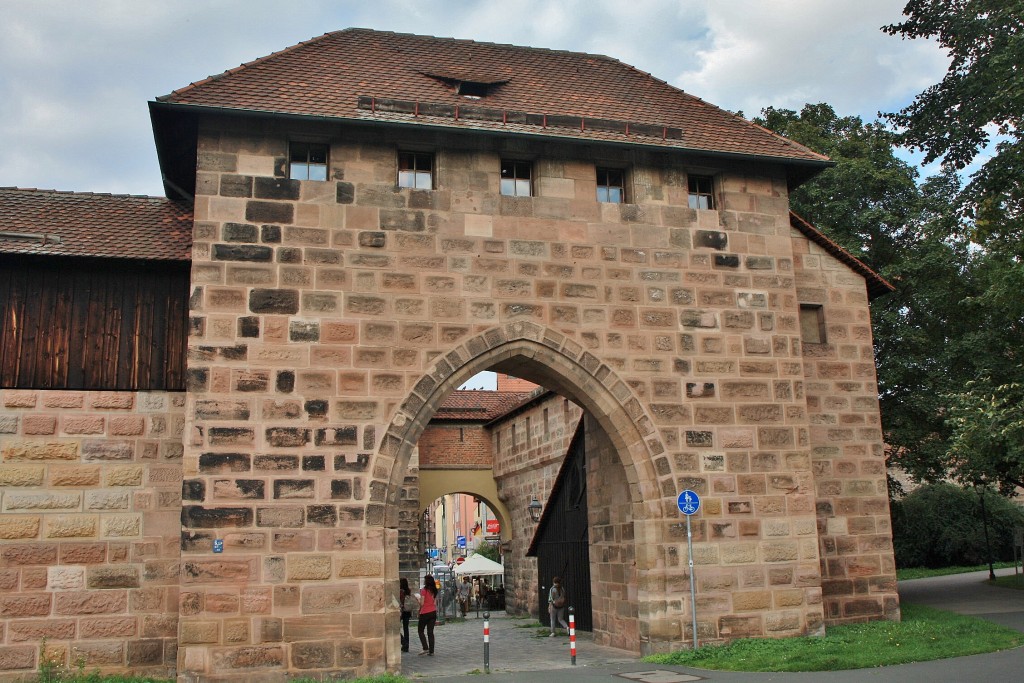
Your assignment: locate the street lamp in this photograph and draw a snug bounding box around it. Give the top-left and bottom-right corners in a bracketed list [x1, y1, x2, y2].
[528, 496, 543, 523]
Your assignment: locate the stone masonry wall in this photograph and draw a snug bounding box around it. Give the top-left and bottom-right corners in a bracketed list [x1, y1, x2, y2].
[583, 417, 639, 649]
[792, 231, 898, 624]
[178, 112, 885, 677]
[0, 390, 184, 678]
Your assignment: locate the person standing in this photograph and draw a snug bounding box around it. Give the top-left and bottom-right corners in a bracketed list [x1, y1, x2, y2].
[548, 576, 569, 637]
[399, 577, 412, 652]
[418, 574, 438, 656]
[458, 576, 471, 616]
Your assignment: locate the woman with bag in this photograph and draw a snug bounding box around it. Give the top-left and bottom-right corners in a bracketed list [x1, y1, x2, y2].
[399, 577, 412, 652]
[547, 576, 569, 637]
[417, 574, 438, 656]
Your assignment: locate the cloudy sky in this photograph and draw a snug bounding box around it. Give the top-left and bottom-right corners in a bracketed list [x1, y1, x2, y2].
[0, 0, 947, 198]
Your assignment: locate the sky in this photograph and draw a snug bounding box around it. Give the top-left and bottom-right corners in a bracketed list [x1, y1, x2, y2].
[0, 1, 949, 391]
[0, 0, 948, 198]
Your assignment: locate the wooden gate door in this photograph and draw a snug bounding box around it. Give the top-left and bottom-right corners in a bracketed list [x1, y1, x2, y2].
[529, 420, 592, 630]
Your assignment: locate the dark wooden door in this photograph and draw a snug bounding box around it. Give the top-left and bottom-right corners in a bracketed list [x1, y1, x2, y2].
[532, 421, 592, 630]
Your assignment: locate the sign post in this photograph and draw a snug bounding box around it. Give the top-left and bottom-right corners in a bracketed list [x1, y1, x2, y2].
[676, 489, 700, 651]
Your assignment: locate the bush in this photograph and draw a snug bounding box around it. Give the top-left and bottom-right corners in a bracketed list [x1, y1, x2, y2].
[891, 482, 1024, 568]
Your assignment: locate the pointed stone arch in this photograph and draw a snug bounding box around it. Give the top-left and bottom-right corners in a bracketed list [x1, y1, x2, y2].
[377, 320, 665, 527]
[374, 320, 673, 652]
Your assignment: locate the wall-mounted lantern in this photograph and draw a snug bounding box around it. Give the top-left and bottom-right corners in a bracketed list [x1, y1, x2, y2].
[528, 496, 543, 523]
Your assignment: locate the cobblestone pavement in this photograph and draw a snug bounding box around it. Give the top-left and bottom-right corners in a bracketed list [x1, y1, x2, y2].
[400, 610, 639, 679]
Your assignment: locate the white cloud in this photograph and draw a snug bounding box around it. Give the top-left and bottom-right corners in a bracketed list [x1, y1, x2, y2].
[0, 0, 950, 196]
[676, 0, 949, 120]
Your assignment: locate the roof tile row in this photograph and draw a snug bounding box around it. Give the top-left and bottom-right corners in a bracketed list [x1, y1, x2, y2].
[0, 188, 192, 261]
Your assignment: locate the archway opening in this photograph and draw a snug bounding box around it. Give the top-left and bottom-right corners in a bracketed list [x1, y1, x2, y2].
[381, 323, 666, 660]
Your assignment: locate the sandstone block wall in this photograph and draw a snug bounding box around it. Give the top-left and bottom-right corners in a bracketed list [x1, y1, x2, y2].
[792, 233, 898, 623]
[0, 390, 184, 677]
[173, 113, 895, 677]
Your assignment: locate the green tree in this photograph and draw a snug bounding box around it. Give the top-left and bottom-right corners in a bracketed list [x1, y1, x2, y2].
[473, 541, 502, 564]
[758, 103, 921, 270]
[757, 105, 980, 490]
[945, 379, 1024, 494]
[891, 482, 1024, 568]
[883, 0, 1024, 248]
[882, 2, 1024, 493]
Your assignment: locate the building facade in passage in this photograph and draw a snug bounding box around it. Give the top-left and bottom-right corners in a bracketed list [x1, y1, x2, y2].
[0, 29, 897, 681]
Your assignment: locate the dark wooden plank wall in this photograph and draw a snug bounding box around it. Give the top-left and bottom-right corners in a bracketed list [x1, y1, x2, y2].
[533, 421, 594, 631]
[0, 256, 188, 391]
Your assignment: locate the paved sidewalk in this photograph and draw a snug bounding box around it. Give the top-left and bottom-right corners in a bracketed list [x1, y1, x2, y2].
[400, 611, 637, 679]
[401, 568, 1024, 682]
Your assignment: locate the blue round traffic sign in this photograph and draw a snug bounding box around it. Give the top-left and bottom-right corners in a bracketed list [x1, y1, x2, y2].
[677, 489, 701, 515]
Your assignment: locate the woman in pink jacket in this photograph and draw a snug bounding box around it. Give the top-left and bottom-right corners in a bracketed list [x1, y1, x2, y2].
[417, 574, 438, 655]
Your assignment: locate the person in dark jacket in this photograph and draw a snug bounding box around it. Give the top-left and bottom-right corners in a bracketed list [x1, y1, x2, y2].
[399, 577, 412, 652]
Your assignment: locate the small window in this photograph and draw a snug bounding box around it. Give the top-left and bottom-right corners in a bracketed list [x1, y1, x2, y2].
[688, 174, 715, 210]
[500, 160, 532, 197]
[398, 152, 434, 189]
[289, 142, 328, 181]
[800, 304, 827, 344]
[597, 167, 625, 203]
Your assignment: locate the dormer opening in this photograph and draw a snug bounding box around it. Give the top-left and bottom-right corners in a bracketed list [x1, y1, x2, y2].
[422, 70, 509, 99]
[458, 81, 491, 98]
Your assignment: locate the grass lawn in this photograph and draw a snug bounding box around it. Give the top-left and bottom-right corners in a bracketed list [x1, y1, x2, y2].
[642, 603, 1024, 672]
[990, 573, 1024, 590]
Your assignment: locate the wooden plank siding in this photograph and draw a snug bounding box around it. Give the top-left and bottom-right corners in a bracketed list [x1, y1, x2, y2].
[0, 256, 189, 391]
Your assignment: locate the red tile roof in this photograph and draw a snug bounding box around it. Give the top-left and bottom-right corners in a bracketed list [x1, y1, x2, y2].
[0, 188, 192, 261]
[789, 211, 894, 300]
[433, 390, 536, 422]
[158, 29, 828, 166]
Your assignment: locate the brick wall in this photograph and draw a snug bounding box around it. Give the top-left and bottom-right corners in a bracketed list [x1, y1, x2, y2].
[418, 424, 492, 468]
[0, 389, 183, 676]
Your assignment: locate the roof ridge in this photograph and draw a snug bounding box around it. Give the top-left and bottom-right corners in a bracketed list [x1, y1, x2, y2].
[348, 27, 622, 63]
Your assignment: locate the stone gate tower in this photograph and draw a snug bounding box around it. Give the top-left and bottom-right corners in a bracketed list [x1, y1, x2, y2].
[0, 28, 897, 681]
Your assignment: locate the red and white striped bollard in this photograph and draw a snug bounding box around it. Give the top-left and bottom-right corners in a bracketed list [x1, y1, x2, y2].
[483, 610, 490, 673]
[568, 606, 576, 665]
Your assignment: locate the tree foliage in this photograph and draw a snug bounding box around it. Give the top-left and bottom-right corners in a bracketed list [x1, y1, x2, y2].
[880, 1, 1024, 492]
[945, 379, 1024, 492]
[890, 482, 1024, 568]
[757, 105, 970, 488]
[472, 540, 502, 564]
[758, 103, 1024, 495]
[883, 0, 1024, 247]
